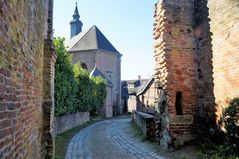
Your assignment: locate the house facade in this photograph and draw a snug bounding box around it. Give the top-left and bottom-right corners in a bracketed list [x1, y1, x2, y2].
[121, 76, 149, 113]
[136, 75, 157, 114]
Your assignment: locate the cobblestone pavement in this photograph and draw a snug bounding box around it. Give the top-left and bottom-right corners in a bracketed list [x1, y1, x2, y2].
[65, 118, 165, 159]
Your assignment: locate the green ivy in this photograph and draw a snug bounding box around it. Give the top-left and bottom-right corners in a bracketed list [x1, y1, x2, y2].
[54, 37, 107, 116]
[54, 37, 79, 116]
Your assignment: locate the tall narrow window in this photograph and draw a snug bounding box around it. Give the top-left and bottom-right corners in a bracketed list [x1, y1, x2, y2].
[175, 92, 183, 115]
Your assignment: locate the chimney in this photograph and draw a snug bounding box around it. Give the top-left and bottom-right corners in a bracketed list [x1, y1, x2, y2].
[138, 75, 141, 80]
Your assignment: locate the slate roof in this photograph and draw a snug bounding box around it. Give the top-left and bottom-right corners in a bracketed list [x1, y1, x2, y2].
[66, 25, 119, 54]
[137, 75, 155, 96]
[122, 78, 150, 96]
[90, 66, 113, 86]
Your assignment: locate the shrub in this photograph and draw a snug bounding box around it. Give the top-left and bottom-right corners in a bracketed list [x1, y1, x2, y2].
[74, 67, 107, 113]
[223, 98, 239, 155]
[54, 37, 79, 116]
[90, 76, 107, 115]
[75, 67, 92, 111]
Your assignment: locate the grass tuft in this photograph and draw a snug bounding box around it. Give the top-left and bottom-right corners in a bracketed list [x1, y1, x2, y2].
[54, 120, 98, 159]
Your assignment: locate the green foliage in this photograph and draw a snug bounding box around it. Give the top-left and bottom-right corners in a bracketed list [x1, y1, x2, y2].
[197, 98, 239, 159]
[54, 37, 79, 116]
[75, 67, 92, 111]
[75, 67, 107, 113]
[223, 98, 239, 155]
[90, 77, 107, 115]
[54, 37, 107, 116]
[197, 143, 238, 159]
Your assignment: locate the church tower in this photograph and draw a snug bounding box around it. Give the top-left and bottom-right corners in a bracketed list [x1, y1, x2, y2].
[70, 3, 83, 38]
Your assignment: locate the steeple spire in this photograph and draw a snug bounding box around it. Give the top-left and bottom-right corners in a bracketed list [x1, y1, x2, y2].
[70, 2, 83, 38]
[73, 2, 80, 20]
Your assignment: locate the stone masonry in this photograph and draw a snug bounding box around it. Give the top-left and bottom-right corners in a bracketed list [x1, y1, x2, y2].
[0, 0, 56, 158]
[154, 0, 239, 148]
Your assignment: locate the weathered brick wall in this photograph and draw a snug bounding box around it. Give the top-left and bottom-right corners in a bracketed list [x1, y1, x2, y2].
[154, 0, 239, 148]
[0, 0, 55, 158]
[193, 0, 215, 130]
[208, 0, 239, 124]
[154, 0, 196, 115]
[154, 0, 197, 148]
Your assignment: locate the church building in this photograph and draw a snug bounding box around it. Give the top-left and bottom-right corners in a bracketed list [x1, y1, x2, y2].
[66, 3, 122, 117]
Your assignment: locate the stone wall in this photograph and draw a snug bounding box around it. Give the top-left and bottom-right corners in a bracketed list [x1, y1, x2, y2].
[54, 112, 90, 136]
[208, 0, 239, 124]
[0, 0, 55, 158]
[132, 111, 155, 139]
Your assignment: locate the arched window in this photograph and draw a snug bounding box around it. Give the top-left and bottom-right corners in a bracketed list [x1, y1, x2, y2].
[175, 91, 183, 115]
[81, 63, 88, 70]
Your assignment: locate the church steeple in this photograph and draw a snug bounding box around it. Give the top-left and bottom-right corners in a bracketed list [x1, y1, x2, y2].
[70, 2, 83, 38]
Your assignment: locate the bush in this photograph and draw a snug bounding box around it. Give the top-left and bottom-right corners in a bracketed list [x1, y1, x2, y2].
[197, 143, 237, 159]
[90, 76, 107, 115]
[54, 37, 79, 116]
[223, 98, 239, 155]
[74, 67, 107, 113]
[75, 67, 92, 111]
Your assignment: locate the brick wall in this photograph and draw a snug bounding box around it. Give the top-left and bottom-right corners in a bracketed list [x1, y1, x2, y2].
[208, 0, 239, 124]
[193, 0, 215, 131]
[154, 0, 197, 148]
[154, 0, 197, 115]
[154, 0, 239, 148]
[0, 0, 55, 158]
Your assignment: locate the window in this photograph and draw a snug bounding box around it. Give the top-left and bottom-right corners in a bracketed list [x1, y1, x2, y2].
[81, 63, 88, 70]
[175, 92, 183, 115]
[107, 71, 112, 81]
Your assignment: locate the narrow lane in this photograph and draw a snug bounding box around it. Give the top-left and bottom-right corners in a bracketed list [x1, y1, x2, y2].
[65, 118, 165, 159]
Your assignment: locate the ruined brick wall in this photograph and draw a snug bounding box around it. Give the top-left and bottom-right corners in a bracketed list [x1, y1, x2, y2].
[154, 0, 197, 147]
[0, 0, 55, 158]
[193, 0, 215, 130]
[208, 0, 239, 124]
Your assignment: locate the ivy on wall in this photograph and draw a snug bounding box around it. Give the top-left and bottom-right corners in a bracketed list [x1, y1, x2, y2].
[54, 37, 107, 116]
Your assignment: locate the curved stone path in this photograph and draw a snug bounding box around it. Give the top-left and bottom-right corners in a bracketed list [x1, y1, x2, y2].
[65, 118, 165, 159]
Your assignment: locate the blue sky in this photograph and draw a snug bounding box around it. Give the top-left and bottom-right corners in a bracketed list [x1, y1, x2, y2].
[53, 0, 157, 80]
